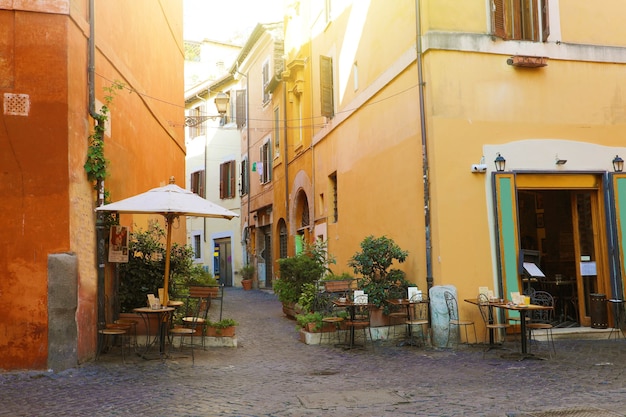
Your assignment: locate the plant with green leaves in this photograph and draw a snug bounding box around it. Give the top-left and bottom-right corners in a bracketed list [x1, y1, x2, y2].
[240, 264, 255, 281]
[185, 265, 218, 287]
[349, 235, 410, 312]
[117, 223, 195, 312]
[297, 282, 319, 313]
[275, 251, 325, 304]
[85, 81, 124, 192]
[207, 318, 238, 328]
[295, 311, 324, 332]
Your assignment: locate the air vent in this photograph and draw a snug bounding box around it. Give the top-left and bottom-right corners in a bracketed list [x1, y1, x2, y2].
[4, 93, 30, 116]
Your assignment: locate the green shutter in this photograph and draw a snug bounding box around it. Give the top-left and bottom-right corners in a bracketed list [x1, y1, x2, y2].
[494, 173, 521, 300]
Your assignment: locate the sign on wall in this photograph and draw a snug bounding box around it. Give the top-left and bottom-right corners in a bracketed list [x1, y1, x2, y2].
[108, 225, 129, 263]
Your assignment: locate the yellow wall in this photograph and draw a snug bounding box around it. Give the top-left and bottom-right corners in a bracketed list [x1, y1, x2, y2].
[560, 0, 626, 47]
[281, 0, 626, 341]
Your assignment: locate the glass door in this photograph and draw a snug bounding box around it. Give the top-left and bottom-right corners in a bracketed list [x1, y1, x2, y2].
[572, 191, 605, 327]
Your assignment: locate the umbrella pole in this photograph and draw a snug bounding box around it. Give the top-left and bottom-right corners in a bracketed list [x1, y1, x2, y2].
[162, 215, 174, 307]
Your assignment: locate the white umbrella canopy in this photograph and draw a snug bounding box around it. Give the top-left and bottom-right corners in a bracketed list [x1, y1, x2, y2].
[96, 177, 238, 305]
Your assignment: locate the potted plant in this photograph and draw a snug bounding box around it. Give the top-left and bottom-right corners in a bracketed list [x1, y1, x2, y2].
[117, 224, 195, 334]
[348, 235, 411, 323]
[183, 265, 220, 298]
[205, 318, 238, 337]
[296, 311, 324, 332]
[240, 264, 255, 290]
[321, 272, 356, 293]
[276, 249, 325, 318]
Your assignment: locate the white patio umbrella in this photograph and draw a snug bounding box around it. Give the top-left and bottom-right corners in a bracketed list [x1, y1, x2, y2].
[95, 177, 238, 305]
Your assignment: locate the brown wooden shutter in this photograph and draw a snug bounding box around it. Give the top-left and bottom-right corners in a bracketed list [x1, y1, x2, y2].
[236, 89, 246, 129]
[229, 161, 236, 198]
[541, 0, 550, 42]
[320, 55, 334, 118]
[219, 163, 226, 199]
[199, 171, 205, 198]
[492, 0, 507, 39]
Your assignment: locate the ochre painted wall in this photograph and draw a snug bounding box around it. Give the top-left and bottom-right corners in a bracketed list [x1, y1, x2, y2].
[0, 9, 71, 370]
[0, 0, 184, 370]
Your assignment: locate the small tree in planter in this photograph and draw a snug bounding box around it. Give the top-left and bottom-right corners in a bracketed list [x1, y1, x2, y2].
[348, 235, 410, 314]
[240, 264, 255, 290]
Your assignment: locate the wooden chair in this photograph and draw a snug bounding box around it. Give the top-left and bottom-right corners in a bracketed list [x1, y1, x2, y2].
[444, 291, 476, 347]
[528, 290, 556, 357]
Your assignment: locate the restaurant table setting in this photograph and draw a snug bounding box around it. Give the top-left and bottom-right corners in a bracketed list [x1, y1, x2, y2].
[386, 288, 429, 347]
[133, 294, 175, 359]
[332, 291, 372, 349]
[466, 290, 553, 360]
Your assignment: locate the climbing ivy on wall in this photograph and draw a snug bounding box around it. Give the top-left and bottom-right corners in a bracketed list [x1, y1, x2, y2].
[84, 81, 124, 191]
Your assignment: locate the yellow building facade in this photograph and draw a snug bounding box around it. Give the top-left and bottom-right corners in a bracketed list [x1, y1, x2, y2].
[275, 0, 626, 341]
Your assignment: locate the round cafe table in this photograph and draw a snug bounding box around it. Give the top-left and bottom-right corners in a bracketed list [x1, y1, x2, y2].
[133, 306, 175, 359]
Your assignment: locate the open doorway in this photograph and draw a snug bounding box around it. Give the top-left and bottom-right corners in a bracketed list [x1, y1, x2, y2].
[517, 189, 605, 327]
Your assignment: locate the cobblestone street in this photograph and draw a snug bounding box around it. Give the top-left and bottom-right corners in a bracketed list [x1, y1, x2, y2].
[2, 288, 626, 417]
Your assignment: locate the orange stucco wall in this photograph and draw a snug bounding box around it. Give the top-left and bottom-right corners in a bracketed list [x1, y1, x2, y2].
[0, 0, 184, 370]
[0, 9, 72, 370]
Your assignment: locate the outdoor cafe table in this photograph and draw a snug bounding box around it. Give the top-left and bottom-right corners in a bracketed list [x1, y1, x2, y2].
[133, 306, 175, 359]
[496, 302, 553, 359]
[386, 298, 429, 346]
[332, 300, 373, 349]
[464, 298, 502, 346]
[465, 298, 552, 360]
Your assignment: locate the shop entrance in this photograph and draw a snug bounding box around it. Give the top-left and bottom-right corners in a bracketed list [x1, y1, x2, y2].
[517, 187, 606, 327]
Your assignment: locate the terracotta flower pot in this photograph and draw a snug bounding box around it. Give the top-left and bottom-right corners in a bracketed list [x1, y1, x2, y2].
[323, 279, 355, 293]
[205, 326, 236, 337]
[242, 279, 253, 290]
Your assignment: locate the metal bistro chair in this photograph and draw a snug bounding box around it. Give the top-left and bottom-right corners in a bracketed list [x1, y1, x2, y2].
[444, 291, 476, 347]
[527, 290, 556, 357]
[182, 294, 211, 349]
[169, 296, 208, 364]
[477, 293, 510, 357]
[320, 300, 345, 345]
[344, 303, 374, 350]
[405, 299, 430, 347]
[608, 298, 626, 340]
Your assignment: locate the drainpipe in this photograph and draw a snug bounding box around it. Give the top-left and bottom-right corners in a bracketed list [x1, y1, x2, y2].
[244, 72, 251, 266]
[283, 81, 289, 222]
[415, 0, 433, 291]
[89, 0, 106, 327]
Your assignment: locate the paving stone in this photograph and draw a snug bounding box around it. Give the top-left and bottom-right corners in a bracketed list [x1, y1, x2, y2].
[1, 288, 626, 416]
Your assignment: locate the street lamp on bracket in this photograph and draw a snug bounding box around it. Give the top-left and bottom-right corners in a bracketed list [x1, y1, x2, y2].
[185, 92, 230, 127]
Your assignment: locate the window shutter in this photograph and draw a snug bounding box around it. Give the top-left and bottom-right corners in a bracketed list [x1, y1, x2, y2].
[541, 0, 550, 41]
[236, 89, 246, 129]
[320, 55, 334, 118]
[229, 161, 236, 198]
[492, 0, 507, 39]
[260, 145, 265, 183]
[240, 159, 248, 195]
[219, 163, 226, 199]
[199, 172, 205, 198]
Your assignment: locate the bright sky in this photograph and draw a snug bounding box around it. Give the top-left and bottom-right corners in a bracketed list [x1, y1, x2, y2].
[184, 0, 284, 43]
